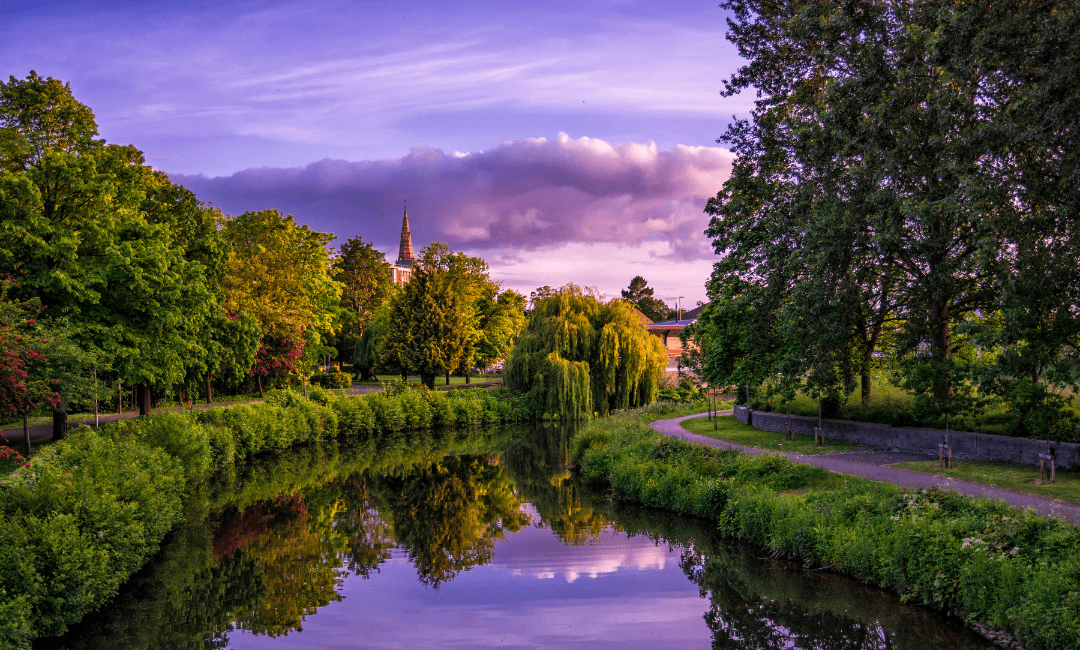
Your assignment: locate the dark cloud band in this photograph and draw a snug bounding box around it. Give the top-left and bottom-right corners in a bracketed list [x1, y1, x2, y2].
[172, 133, 732, 260]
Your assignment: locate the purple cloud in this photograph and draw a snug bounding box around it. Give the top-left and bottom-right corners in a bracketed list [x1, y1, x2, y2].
[172, 133, 732, 262]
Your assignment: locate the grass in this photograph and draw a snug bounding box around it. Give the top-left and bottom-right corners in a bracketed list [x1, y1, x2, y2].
[892, 459, 1080, 507]
[681, 415, 860, 455]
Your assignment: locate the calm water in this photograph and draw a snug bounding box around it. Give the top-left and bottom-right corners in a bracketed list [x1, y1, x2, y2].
[39, 423, 992, 650]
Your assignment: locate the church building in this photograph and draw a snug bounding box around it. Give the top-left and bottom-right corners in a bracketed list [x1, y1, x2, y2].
[389, 203, 415, 284]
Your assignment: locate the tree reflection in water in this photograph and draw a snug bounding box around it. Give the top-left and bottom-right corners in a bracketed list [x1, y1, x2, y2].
[38, 423, 991, 650]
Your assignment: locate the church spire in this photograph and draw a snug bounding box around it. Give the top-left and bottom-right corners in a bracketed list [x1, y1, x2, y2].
[396, 197, 415, 268]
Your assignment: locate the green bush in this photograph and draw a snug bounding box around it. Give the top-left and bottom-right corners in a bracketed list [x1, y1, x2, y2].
[310, 369, 352, 389]
[0, 430, 184, 647]
[0, 384, 531, 648]
[573, 409, 1080, 650]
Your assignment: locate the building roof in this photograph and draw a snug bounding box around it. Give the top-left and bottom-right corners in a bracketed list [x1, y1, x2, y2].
[629, 306, 653, 325]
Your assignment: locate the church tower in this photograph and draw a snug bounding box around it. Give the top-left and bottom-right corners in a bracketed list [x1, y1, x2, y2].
[390, 199, 416, 284]
[396, 200, 415, 268]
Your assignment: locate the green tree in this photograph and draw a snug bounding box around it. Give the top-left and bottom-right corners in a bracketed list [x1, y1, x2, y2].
[0, 72, 223, 418]
[331, 236, 394, 370]
[621, 276, 674, 322]
[472, 289, 527, 375]
[220, 209, 342, 395]
[709, 0, 1080, 425]
[380, 267, 468, 390]
[505, 284, 667, 418]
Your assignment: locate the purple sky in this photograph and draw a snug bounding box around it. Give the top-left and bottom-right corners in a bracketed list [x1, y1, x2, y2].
[2, 0, 751, 305]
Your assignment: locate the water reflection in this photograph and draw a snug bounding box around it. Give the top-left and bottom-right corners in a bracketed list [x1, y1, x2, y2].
[37, 423, 991, 650]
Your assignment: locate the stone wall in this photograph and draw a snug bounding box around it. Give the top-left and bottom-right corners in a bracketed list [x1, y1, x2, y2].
[732, 404, 1080, 470]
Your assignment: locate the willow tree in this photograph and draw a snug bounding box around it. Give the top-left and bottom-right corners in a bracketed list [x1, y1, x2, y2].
[505, 285, 667, 419]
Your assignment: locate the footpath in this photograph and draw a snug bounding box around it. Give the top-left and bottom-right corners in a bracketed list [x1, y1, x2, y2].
[1, 379, 501, 448]
[651, 412, 1080, 524]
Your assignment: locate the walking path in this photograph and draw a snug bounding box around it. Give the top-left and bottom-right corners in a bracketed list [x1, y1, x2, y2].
[651, 412, 1080, 524]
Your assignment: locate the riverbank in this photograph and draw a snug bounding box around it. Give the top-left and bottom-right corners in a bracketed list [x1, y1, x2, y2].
[573, 408, 1080, 650]
[0, 385, 527, 649]
[662, 413, 1080, 522]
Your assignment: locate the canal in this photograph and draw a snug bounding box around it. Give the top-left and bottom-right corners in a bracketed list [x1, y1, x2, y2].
[37, 422, 992, 649]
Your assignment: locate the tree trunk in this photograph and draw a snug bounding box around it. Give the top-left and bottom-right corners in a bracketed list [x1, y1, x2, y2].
[465, 368, 471, 385]
[422, 373, 435, 390]
[861, 372, 872, 406]
[445, 371, 450, 386]
[52, 395, 68, 441]
[257, 374, 264, 398]
[137, 385, 152, 416]
[206, 371, 213, 404]
[23, 412, 31, 459]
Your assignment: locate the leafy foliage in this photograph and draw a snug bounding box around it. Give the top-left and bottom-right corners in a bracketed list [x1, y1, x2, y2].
[621, 275, 674, 322]
[505, 284, 667, 418]
[699, 1, 1080, 436]
[574, 409, 1080, 650]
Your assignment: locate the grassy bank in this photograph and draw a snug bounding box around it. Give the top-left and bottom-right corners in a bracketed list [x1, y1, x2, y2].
[0, 385, 530, 650]
[573, 409, 1080, 650]
[893, 459, 1080, 508]
[681, 415, 859, 455]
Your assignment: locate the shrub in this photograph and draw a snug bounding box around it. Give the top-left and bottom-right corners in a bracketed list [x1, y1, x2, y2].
[0, 429, 184, 646]
[572, 408, 1080, 650]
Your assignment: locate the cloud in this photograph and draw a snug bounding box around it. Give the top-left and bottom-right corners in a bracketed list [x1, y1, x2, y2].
[172, 133, 733, 266]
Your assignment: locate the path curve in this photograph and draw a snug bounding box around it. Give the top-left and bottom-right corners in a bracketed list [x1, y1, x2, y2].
[651, 412, 1080, 524]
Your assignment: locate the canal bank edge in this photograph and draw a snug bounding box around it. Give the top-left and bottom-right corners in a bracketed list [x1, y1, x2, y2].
[0, 386, 532, 650]
[572, 408, 1080, 650]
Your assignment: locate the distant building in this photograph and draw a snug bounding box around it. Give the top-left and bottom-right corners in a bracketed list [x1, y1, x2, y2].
[390, 202, 416, 284]
[643, 303, 707, 373]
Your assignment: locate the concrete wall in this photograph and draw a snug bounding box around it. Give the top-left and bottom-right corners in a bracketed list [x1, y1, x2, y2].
[732, 404, 1080, 470]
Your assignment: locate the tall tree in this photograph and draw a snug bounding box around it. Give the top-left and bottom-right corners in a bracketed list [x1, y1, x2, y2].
[0, 72, 222, 418]
[505, 284, 667, 418]
[220, 209, 342, 395]
[380, 267, 468, 390]
[331, 236, 394, 369]
[621, 276, 674, 322]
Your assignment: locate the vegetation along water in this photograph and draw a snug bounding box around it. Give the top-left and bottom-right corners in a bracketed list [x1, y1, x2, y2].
[29, 417, 994, 650]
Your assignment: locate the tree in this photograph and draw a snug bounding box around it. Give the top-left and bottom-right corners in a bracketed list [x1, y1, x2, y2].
[528, 286, 557, 312]
[708, 0, 1080, 425]
[0, 72, 224, 418]
[331, 236, 394, 369]
[220, 209, 342, 395]
[0, 284, 59, 447]
[472, 289, 527, 375]
[621, 276, 674, 322]
[505, 284, 667, 418]
[415, 243, 499, 384]
[380, 267, 468, 390]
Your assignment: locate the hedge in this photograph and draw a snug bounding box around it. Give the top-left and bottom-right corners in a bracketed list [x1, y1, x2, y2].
[0, 385, 530, 649]
[573, 410, 1080, 650]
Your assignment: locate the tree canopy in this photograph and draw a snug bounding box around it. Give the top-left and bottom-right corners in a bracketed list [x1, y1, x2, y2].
[621, 276, 674, 322]
[505, 284, 667, 418]
[697, 0, 1080, 438]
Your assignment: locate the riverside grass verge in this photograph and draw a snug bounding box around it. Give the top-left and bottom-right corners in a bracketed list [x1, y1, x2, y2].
[573, 408, 1080, 650]
[681, 414, 860, 455]
[892, 460, 1080, 508]
[0, 385, 531, 650]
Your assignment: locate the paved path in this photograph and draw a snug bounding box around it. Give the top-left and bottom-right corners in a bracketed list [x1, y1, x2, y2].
[651, 412, 1080, 524]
